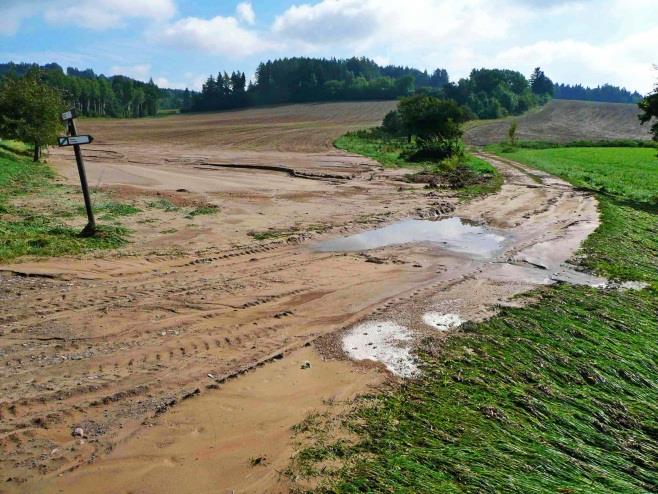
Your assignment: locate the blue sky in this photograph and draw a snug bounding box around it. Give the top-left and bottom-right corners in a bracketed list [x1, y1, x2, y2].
[1, 0, 656, 93]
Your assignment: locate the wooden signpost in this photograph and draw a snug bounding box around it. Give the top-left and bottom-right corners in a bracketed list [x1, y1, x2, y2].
[59, 109, 96, 236]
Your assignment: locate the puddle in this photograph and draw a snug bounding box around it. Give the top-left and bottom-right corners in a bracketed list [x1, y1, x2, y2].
[549, 266, 608, 288]
[422, 312, 464, 331]
[314, 218, 506, 258]
[342, 321, 418, 378]
[618, 281, 650, 291]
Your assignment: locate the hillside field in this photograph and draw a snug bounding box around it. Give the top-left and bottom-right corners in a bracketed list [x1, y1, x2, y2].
[465, 99, 651, 145]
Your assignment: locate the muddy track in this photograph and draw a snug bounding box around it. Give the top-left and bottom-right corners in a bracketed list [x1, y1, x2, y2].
[0, 102, 602, 489]
[0, 151, 600, 490]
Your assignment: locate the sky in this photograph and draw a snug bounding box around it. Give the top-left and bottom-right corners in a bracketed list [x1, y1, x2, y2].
[0, 0, 656, 93]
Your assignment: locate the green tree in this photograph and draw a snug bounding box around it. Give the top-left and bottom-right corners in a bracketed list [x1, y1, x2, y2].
[382, 110, 403, 135]
[398, 94, 466, 141]
[397, 94, 467, 160]
[639, 72, 658, 141]
[0, 70, 65, 161]
[530, 67, 554, 96]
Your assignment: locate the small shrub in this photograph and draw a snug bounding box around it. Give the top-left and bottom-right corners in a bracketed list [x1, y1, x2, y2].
[382, 110, 403, 136]
[404, 137, 463, 162]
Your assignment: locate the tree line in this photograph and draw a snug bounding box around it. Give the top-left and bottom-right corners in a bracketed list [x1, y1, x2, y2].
[188, 57, 449, 112]
[553, 83, 643, 104]
[0, 62, 186, 118]
[190, 59, 552, 121]
[430, 67, 553, 120]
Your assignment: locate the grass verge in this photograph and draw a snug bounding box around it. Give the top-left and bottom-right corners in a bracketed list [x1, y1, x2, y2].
[0, 149, 129, 262]
[487, 145, 658, 204]
[335, 132, 503, 199]
[293, 146, 658, 493]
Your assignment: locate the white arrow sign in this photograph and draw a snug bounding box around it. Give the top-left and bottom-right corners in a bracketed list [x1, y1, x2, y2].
[58, 135, 94, 147]
[61, 110, 74, 122]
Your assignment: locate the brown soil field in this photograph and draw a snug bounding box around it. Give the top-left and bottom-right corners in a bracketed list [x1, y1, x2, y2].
[81, 100, 397, 152]
[0, 102, 602, 493]
[465, 99, 651, 145]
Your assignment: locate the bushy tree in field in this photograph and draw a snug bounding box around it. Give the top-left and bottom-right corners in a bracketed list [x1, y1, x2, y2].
[639, 73, 658, 141]
[0, 70, 65, 161]
[397, 94, 467, 160]
[398, 94, 466, 140]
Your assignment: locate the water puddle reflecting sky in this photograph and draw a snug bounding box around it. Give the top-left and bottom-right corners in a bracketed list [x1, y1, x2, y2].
[314, 218, 507, 258]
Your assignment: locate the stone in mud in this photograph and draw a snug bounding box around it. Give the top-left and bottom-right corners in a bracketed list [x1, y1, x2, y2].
[287, 233, 312, 244]
[72, 427, 84, 438]
[300, 361, 311, 369]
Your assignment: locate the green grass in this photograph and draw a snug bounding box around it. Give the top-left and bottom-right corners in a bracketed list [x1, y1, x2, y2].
[186, 205, 220, 218]
[0, 139, 33, 158]
[295, 146, 658, 493]
[146, 198, 179, 212]
[249, 224, 328, 241]
[0, 149, 129, 262]
[335, 133, 413, 169]
[80, 201, 141, 220]
[487, 145, 658, 204]
[335, 132, 502, 199]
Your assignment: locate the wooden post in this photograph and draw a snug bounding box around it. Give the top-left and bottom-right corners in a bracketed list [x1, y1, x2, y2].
[60, 110, 96, 236]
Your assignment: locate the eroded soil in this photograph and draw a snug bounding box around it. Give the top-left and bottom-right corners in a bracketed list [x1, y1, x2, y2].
[0, 103, 599, 493]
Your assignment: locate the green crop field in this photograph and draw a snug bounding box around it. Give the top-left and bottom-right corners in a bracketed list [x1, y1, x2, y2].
[294, 146, 658, 493]
[487, 145, 658, 204]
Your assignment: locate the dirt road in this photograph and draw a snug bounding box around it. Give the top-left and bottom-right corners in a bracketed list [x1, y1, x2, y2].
[0, 103, 599, 493]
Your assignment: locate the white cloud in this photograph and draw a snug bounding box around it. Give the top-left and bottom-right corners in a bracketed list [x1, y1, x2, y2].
[155, 15, 273, 58]
[111, 65, 205, 90]
[154, 73, 206, 90]
[495, 27, 658, 93]
[236, 2, 256, 25]
[2, 0, 656, 94]
[0, 0, 175, 35]
[110, 63, 152, 81]
[271, 0, 530, 52]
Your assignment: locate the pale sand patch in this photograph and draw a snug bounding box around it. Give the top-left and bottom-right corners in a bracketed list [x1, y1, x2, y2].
[422, 312, 464, 331]
[342, 321, 418, 378]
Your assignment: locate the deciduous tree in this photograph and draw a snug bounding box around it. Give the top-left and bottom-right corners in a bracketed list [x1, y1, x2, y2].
[0, 70, 64, 161]
[639, 72, 658, 141]
[398, 94, 466, 141]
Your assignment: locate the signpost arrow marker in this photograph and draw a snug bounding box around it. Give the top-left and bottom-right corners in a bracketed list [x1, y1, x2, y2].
[58, 135, 94, 147]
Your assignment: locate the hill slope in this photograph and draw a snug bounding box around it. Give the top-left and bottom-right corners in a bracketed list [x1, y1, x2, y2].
[465, 99, 651, 145]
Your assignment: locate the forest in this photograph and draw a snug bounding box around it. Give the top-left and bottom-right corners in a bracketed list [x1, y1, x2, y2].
[553, 83, 643, 104]
[189, 57, 449, 112]
[0, 59, 646, 120]
[190, 58, 551, 120]
[0, 62, 187, 118]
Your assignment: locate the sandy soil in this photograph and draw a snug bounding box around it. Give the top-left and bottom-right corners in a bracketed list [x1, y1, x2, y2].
[0, 102, 600, 493]
[465, 99, 651, 145]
